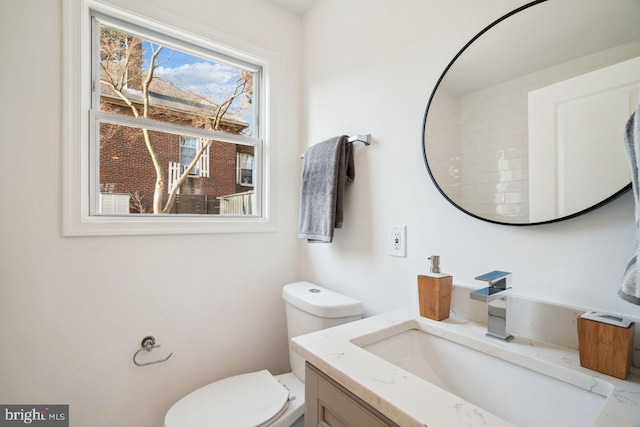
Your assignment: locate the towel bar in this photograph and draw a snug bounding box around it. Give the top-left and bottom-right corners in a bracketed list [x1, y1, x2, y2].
[347, 134, 371, 145]
[301, 134, 370, 159]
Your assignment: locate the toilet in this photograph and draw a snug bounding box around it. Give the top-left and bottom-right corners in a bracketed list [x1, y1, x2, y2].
[164, 281, 363, 427]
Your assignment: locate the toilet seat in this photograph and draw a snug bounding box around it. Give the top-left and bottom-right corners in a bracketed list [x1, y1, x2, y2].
[164, 370, 290, 427]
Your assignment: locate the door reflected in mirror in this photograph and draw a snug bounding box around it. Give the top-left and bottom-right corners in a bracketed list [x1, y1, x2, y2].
[423, 0, 640, 225]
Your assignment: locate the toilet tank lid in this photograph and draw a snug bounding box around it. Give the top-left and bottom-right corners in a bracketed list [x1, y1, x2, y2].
[282, 282, 363, 318]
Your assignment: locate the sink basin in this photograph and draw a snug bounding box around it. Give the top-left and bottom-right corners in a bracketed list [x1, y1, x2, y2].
[359, 327, 608, 427]
[292, 309, 640, 427]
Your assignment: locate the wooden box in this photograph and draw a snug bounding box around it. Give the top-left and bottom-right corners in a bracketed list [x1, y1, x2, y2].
[577, 316, 635, 379]
[418, 274, 452, 321]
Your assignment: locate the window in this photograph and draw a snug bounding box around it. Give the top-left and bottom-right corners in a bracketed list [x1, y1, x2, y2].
[237, 153, 254, 186]
[94, 19, 259, 216]
[63, 0, 275, 235]
[180, 137, 209, 176]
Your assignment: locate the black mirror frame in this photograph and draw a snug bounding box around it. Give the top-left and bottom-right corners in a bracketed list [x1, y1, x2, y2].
[421, 0, 632, 226]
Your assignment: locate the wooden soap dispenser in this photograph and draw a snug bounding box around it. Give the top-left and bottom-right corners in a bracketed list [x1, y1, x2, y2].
[418, 255, 453, 321]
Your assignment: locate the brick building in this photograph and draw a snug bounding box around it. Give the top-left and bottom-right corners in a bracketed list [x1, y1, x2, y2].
[98, 43, 255, 215]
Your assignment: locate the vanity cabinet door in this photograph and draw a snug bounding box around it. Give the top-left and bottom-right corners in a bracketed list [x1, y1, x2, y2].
[305, 363, 399, 427]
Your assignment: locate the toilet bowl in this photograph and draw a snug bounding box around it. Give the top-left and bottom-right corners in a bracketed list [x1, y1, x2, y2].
[164, 282, 363, 427]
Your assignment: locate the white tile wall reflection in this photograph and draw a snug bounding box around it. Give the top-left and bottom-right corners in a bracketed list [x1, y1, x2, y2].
[431, 40, 640, 222]
[425, 90, 461, 204]
[459, 85, 529, 223]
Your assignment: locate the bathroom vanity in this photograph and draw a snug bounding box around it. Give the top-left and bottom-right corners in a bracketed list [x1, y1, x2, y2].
[305, 363, 399, 427]
[292, 309, 640, 427]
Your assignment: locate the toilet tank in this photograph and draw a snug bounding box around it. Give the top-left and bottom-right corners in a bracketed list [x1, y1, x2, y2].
[283, 282, 363, 382]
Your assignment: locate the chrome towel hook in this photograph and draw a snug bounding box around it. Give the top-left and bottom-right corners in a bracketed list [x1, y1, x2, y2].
[133, 335, 173, 367]
[347, 134, 371, 146]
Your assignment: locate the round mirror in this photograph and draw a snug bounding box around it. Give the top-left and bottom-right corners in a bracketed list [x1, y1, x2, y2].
[423, 0, 640, 225]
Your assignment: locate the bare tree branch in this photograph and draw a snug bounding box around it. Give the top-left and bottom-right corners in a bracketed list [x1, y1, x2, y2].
[129, 191, 149, 214]
[142, 45, 163, 119]
[99, 78, 141, 117]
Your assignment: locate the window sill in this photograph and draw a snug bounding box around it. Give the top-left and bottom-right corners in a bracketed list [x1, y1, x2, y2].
[63, 213, 277, 236]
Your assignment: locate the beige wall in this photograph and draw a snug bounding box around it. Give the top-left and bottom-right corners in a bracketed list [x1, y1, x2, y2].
[0, 0, 301, 426]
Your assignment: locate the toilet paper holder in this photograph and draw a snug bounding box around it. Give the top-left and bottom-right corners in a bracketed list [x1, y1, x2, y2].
[133, 335, 173, 367]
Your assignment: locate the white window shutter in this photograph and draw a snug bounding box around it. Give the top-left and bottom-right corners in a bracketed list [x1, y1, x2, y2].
[236, 153, 241, 183]
[199, 138, 210, 178]
[100, 193, 114, 213]
[99, 193, 130, 214]
[115, 194, 130, 213]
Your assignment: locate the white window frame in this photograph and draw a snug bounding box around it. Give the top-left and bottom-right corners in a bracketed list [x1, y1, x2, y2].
[63, 0, 278, 235]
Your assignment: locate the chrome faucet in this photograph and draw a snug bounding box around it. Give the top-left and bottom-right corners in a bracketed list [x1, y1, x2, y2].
[470, 271, 513, 342]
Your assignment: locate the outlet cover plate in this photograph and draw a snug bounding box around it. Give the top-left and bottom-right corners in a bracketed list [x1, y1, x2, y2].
[390, 225, 406, 257]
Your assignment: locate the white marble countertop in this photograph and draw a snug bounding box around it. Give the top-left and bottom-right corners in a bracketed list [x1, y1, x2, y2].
[291, 308, 640, 427]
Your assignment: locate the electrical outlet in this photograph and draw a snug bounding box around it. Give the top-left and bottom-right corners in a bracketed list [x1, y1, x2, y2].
[389, 225, 406, 257]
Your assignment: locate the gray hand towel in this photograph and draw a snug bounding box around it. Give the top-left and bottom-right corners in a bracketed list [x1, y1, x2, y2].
[619, 102, 640, 305]
[298, 136, 354, 243]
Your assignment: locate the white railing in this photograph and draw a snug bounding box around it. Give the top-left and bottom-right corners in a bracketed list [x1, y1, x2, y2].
[168, 161, 180, 194]
[218, 190, 255, 215]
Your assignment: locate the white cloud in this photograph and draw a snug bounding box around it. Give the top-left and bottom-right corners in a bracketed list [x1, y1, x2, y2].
[155, 62, 242, 99]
